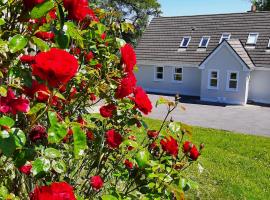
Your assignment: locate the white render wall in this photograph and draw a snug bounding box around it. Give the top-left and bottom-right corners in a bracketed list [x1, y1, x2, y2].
[248, 70, 270, 104]
[200, 45, 250, 105]
[135, 65, 201, 96]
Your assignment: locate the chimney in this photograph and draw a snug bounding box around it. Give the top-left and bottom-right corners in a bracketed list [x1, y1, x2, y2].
[251, 4, 257, 12]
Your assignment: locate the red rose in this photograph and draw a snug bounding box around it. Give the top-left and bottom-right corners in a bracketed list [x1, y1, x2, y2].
[20, 55, 36, 64]
[24, 80, 50, 102]
[160, 136, 179, 157]
[0, 88, 30, 115]
[106, 129, 122, 149]
[115, 72, 137, 99]
[90, 176, 103, 190]
[35, 31, 55, 41]
[29, 125, 47, 142]
[90, 93, 96, 101]
[132, 87, 152, 115]
[183, 141, 192, 153]
[124, 159, 133, 169]
[147, 130, 159, 139]
[19, 164, 32, 175]
[120, 44, 136, 73]
[32, 48, 78, 87]
[23, 0, 45, 10]
[30, 182, 76, 200]
[189, 146, 200, 161]
[85, 51, 94, 62]
[100, 104, 116, 118]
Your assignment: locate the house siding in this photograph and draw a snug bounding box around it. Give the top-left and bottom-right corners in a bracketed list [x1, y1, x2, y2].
[136, 65, 201, 96]
[249, 70, 270, 104]
[200, 45, 250, 104]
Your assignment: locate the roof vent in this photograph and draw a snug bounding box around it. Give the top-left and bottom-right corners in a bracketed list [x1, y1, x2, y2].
[191, 27, 196, 31]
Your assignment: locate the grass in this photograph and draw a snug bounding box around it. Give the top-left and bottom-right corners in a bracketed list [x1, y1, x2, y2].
[142, 118, 270, 200]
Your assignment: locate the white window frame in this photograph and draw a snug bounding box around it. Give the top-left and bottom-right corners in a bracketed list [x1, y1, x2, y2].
[199, 36, 211, 48]
[180, 36, 191, 48]
[226, 71, 239, 92]
[154, 66, 164, 81]
[172, 67, 183, 83]
[267, 38, 270, 48]
[208, 69, 219, 90]
[219, 33, 231, 43]
[246, 33, 259, 45]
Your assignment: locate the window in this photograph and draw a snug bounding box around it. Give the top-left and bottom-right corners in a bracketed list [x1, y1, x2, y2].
[227, 71, 238, 91]
[246, 33, 259, 45]
[268, 38, 270, 48]
[180, 37, 191, 48]
[199, 36, 210, 48]
[155, 66, 164, 80]
[173, 67, 183, 82]
[219, 33, 231, 43]
[208, 70, 219, 89]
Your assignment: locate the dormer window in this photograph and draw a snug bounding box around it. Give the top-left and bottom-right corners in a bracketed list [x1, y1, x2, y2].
[180, 37, 191, 48]
[247, 33, 259, 45]
[219, 33, 231, 43]
[267, 39, 270, 48]
[199, 36, 210, 48]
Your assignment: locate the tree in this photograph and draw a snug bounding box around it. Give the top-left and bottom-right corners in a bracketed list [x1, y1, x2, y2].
[252, 0, 270, 10]
[92, 0, 162, 45]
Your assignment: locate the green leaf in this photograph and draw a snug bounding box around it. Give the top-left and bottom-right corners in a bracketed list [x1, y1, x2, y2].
[8, 35, 28, 53]
[135, 150, 150, 168]
[72, 126, 87, 159]
[44, 148, 62, 159]
[96, 23, 106, 35]
[0, 18, 5, 26]
[0, 130, 16, 157]
[32, 158, 50, 176]
[55, 31, 70, 49]
[0, 116, 14, 127]
[53, 90, 65, 100]
[102, 195, 118, 200]
[155, 97, 170, 107]
[30, 0, 54, 19]
[32, 36, 49, 51]
[48, 111, 67, 143]
[27, 103, 46, 115]
[52, 160, 66, 173]
[11, 128, 26, 148]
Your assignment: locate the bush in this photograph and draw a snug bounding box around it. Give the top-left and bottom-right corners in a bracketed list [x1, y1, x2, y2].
[0, 1, 203, 199]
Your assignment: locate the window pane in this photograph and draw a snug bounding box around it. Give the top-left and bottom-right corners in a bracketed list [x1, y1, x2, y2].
[247, 34, 258, 44]
[182, 38, 189, 47]
[229, 80, 237, 89]
[230, 73, 237, 80]
[211, 71, 217, 78]
[201, 37, 210, 47]
[157, 73, 163, 79]
[174, 74, 182, 81]
[210, 79, 217, 87]
[175, 68, 182, 73]
[157, 67, 163, 73]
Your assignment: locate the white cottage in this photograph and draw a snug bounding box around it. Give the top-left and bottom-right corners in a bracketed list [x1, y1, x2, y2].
[135, 11, 270, 105]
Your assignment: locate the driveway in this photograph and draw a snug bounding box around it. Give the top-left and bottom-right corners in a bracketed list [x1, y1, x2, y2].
[147, 94, 270, 137]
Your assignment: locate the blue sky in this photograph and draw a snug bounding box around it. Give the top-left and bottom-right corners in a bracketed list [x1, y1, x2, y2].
[158, 0, 251, 16]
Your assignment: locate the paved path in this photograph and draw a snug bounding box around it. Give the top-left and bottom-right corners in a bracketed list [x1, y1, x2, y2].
[147, 94, 270, 137]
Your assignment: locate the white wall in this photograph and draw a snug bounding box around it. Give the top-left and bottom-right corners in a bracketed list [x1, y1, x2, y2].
[135, 65, 201, 96]
[249, 70, 270, 104]
[200, 45, 250, 105]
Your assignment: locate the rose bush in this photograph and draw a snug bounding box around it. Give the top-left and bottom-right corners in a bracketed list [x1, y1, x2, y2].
[0, 0, 204, 199]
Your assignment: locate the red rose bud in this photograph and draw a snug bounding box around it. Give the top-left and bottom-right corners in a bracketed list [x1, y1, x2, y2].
[77, 116, 86, 126]
[63, 129, 73, 143]
[35, 31, 55, 41]
[70, 47, 81, 55]
[30, 182, 76, 200]
[29, 125, 47, 142]
[85, 51, 94, 62]
[90, 176, 103, 190]
[20, 55, 36, 64]
[95, 63, 102, 69]
[59, 85, 67, 93]
[133, 87, 152, 115]
[90, 93, 96, 101]
[124, 159, 133, 169]
[106, 129, 122, 149]
[127, 146, 134, 151]
[128, 135, 136, 141]
[149, 142, 158, 150]
[183, 141, 193, 153]
[19, 164, 32, 175]
[147, 130, 159, 139]
[99, 104, 116, 118]
[86, 131, 94, 141]
[160, 136, 179, 157]
[101, 33, 106, 40]
[69, 87, 78, 99]
[120, 44, 136, 73]
[190, 146, 200, 161]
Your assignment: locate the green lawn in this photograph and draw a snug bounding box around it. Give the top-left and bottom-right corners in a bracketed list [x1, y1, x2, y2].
[143, 118, 270, 200]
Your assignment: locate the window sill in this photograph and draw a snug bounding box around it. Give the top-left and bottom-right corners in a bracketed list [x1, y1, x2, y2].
[207, 87, 219, 90]
[154, 79, 164, 82]
[226, 88, 238, 92]
[171, 80, 183, 84]
[197, 48, 207, 52]
[177, 48, 187, 52]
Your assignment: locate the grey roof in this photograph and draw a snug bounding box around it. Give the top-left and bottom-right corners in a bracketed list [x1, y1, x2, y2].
[136, 11, 270, 68]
